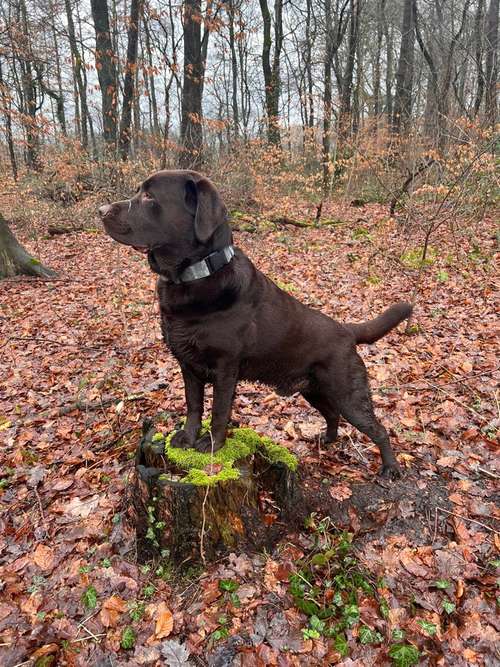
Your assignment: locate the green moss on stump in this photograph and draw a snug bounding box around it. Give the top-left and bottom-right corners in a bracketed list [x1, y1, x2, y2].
[157, 421, 297, 487]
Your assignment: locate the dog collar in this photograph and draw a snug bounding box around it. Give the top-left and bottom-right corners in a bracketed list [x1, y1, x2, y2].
[163, 245, 235, 284]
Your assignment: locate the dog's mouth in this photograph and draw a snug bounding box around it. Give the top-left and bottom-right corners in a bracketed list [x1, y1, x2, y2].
[132, 245, 149, 254]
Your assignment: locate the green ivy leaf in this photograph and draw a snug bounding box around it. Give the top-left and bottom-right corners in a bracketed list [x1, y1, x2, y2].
[302, 628, 321, 639]
[121, 626, 136, 650]
[81, 586, 98, 610]
[433, 579, 451, 589]
[417, 618, 437, 636]
[379, 598, 389, 619]
[295, 597, 320, 616]
[359, 625, 383, 644]
[392, 628, 405, 641]
[343, 603, 360, 627]
[442, 599, 456, 614]
[388, 643, 420, 666]
[218, 579, 239, 592]
[333, 633, 349, 657]
[309, 615, 325, 632]
[230, 592, 241, 607]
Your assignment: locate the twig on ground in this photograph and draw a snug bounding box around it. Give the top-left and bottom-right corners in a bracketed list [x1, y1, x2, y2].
[436, 506, 498, 534]
[424, 380, 487, 422]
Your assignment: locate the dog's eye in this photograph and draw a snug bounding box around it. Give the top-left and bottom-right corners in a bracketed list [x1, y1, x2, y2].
[142, 191, 154, 202]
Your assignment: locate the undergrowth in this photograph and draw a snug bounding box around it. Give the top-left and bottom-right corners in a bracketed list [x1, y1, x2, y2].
[289, 515, 421, 665]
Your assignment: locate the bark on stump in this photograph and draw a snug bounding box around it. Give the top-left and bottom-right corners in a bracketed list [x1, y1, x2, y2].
[132, 420, 304, 564]
[0, 212, 56, 279]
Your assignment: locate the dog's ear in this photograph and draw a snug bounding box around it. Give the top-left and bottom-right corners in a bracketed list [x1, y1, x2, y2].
[184, 177, 227, 244]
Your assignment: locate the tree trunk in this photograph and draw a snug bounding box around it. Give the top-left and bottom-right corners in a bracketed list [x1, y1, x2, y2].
[49, 0, 67, 136]
[382, 3, 393, 123]
[392, 0, 415, 133]
[64, 0, 89, 149]
[228, 0, 240, 139]
[143, 7, 160, 138]
[473, 0, 485, 117]
[90, 0, 118, 148]
[119, 0, 142, 160]
[18, 0, 40, 169]
[259, 0, 283, 145]
[339, 0, 361, 141]
[0, 213, 56, 279]
[180, 0, 204, 167]
[322, 0, 337, 191]
[373, 0, 384, 119]
[0, 58, 18, 181]
[485, 0, 499, 124]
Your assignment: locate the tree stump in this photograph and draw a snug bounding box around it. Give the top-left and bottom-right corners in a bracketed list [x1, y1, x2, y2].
[0, 212, 56, 279]
[132, 419, 305, 564]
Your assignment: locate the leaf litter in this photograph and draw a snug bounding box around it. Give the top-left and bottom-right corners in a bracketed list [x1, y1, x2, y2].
[0, 201, 498, 665]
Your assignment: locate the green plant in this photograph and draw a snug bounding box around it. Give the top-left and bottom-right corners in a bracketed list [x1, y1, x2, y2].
[400, 246, 437, 268]
[416, 618, 437, 636]
[219, 579, 240, 606]
[288, 519, 387, 658]
[81, 586, 98, 610]
[128, 600, 146, 623]
[121, 626, 136, 650]
[28, 575, 47, 594]
[388, 643, 420, 666]
[160, 420, 297, 487]
[142, 584, 156, 598]
[211, 614, 230, 642]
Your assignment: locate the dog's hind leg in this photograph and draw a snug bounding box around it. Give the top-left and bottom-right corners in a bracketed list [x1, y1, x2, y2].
[340, 401, 400, 478]
[318, 353, 401, 478]
[336, 355, 400, 478]
[301, 391, 340, 444]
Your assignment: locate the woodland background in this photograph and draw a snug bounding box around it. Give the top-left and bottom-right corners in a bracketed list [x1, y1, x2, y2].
[0, 0, 499, 665]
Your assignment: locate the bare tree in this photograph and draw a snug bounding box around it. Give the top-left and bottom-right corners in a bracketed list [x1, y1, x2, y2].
[392, 0, 415, 133]
[119, 0, 142, 159]
[259, 0, 283, 145]
[484, 0, 499, 124]
[90, 0, 118, 148]
[180, 0, 204, 166]
[63, 0, 90, 148]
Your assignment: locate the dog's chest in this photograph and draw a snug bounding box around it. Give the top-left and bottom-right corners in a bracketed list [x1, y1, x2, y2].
[161, 314, 219, 371]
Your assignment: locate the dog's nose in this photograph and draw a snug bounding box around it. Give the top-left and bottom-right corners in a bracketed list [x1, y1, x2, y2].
[99, 204, 112, 218]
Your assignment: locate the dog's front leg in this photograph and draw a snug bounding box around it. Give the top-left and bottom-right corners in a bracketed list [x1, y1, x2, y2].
[171, 366, 204, 449]
[195, 364, 238, 453]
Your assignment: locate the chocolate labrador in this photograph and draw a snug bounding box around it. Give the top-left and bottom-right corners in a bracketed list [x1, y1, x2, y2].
[100, 170, 412, 478]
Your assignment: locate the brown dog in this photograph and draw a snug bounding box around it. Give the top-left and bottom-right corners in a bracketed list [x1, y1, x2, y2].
[100, 170, 412, 478]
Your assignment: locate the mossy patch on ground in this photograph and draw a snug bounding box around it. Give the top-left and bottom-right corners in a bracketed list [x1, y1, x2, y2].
[155, 420, 297, 487]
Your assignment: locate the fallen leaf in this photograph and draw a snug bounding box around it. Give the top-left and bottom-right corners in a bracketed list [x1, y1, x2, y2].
[283, 421, 298, 439]
[66, 495, 100, 518]
[203, 463, 223, 475]
[160, 639, 191, 665]
[30, 644, 59, 660]
[329, 484, 352, 501]
[32, 543, 54, 571]
[155, 601, 174, 639]
[100, 594, 127, 628]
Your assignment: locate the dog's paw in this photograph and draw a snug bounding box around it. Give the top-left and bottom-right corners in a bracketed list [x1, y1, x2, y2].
[194, 433, 223, 453]
[170, 429, 193, 449]
[379, 462, 402, 480]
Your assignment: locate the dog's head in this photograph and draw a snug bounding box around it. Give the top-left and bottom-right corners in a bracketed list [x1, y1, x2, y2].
[99, 170, 229, 275]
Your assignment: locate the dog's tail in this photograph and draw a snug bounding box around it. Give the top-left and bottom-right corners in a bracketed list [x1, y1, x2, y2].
[346, 302, 413, 344]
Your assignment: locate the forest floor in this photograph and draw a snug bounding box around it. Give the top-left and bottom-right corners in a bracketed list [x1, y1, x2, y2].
[0, 191, 498, 666]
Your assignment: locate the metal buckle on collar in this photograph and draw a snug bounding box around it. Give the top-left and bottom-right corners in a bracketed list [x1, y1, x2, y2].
[175, 245, 234, 284]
